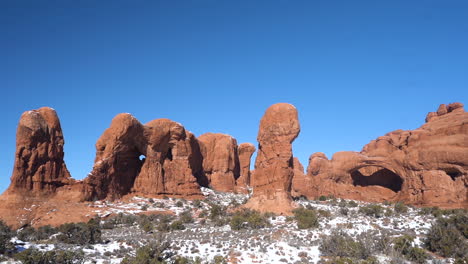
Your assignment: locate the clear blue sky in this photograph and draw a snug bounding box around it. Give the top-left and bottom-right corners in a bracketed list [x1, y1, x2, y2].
[1, 1, 467, 193]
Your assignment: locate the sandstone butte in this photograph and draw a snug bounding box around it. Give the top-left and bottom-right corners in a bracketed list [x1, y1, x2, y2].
[0, 102, 467, 228]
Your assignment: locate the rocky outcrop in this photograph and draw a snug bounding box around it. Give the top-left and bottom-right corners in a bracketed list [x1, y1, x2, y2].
[245, 103, 300, 214]
[132, 119, 204, 197]
[198, 133, 239, 192]
[83, 113, 145, 200]
[84, 116, 204, 200]
[235, 143, 256, 193]
[298, 103, 468, 208]
[291, 157, 310, 198]
[5, 107, 74, 196]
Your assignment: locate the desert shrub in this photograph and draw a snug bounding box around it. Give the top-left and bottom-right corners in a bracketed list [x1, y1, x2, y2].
[192, 200, 202, 208]
[338, 199, 348, 208]
[56, 219, 101, 245]
[348, 200, 358, 207]
[179, 210, 194, 224]
[0, 220, 13, 254]
[393, 234, 414, 255]
[318, 209, 332, 218]
[209, 204, 226, 220]
[141, 204, 149, 211]
[139, 218, 154, 233]
[454, 257, 468, 264]
[393, 202, 408, 214]
[320, 231, 370, 259]
[18, 225, 59, 242]
[175, 200, 184, 207]
[212, 255, 227, 264]
[318, 195, 327, 201]
[109, 213, 138, 226]
[293, 208, 319, 229]
[359, 204, 384, 218]
[170, 220, 186, 230]
[121, 238, 170, 264]
[425, 212, 468, 257]
[15, 248, 84, 264]
[17, 226, 36, 242]
[339, 207, 349, 216]
[406, 247, 429, 264]
[229, 209, 270, 230]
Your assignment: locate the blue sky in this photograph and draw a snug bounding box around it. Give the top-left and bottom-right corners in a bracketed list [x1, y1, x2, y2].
[1, 1, 467, 193]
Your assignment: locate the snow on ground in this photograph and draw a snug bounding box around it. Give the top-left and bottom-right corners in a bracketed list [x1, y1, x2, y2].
[2, 189, 458, 264]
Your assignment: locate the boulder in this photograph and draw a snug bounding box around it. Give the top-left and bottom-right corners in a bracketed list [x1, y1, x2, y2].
[245, 103, 300, 214]
[235, 143, 256, 193]
[198, 133, 239, 192]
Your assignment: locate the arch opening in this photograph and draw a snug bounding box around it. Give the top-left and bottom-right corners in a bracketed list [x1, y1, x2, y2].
[351, 167, 403, 193]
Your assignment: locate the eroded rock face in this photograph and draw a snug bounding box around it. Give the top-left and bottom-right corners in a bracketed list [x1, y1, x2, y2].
[198, 133, 239, 192]
[84, 116, 204, 200]
[83, 113, 145, 200]
[245, 103, 300, 214]
[300, 103, 468, 208]
[132, 119, 204, 197]
[6, 107, 73, 196]
[235, 143, 256, 193]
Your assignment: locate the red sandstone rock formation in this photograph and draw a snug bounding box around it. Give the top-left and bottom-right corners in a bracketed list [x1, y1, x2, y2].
[235, 143, 256, 193]
[83, 113, 145, 200]
[296, 103, 468, 208]
[245, 103, 300, 214]
[291, 157, 309, 198]
[84, 116, 204, 200]
[132, 119, 203, 197]
[198, 133, 240, 192]
[5, 107, 74, 196]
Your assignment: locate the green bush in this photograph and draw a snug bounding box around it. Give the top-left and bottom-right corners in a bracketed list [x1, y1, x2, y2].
[121, 239, 170, 264]
[293, 208, 319, 229]
[179, 210, 194, 224]
[170, 220, 186, 231]
[56, 219, 101, 245]
[229, 209, 270, 230]
[425, 212, 468, 257]
[393, 234, 429, 263]
[359, 204, 384, 218]
[348, 201, 358, 207]
[318, 195, 327, 201]
[393, 202, 408, 214]
[0, 220, 13, 254]
[14, 248, 84, 264]
[320, 231, 370, 259]
[209, 204, 226, 220]
[18, 225, 59, 242]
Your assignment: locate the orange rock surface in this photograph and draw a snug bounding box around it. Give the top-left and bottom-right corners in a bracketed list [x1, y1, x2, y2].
[293, 103, 468, 208]
[198, 133, 240, 192]
[235, 143, 256, 194]
[245, 103, 300, 214]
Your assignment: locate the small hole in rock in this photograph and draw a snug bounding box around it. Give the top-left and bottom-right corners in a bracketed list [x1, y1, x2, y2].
[139, 155, 146, 161]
